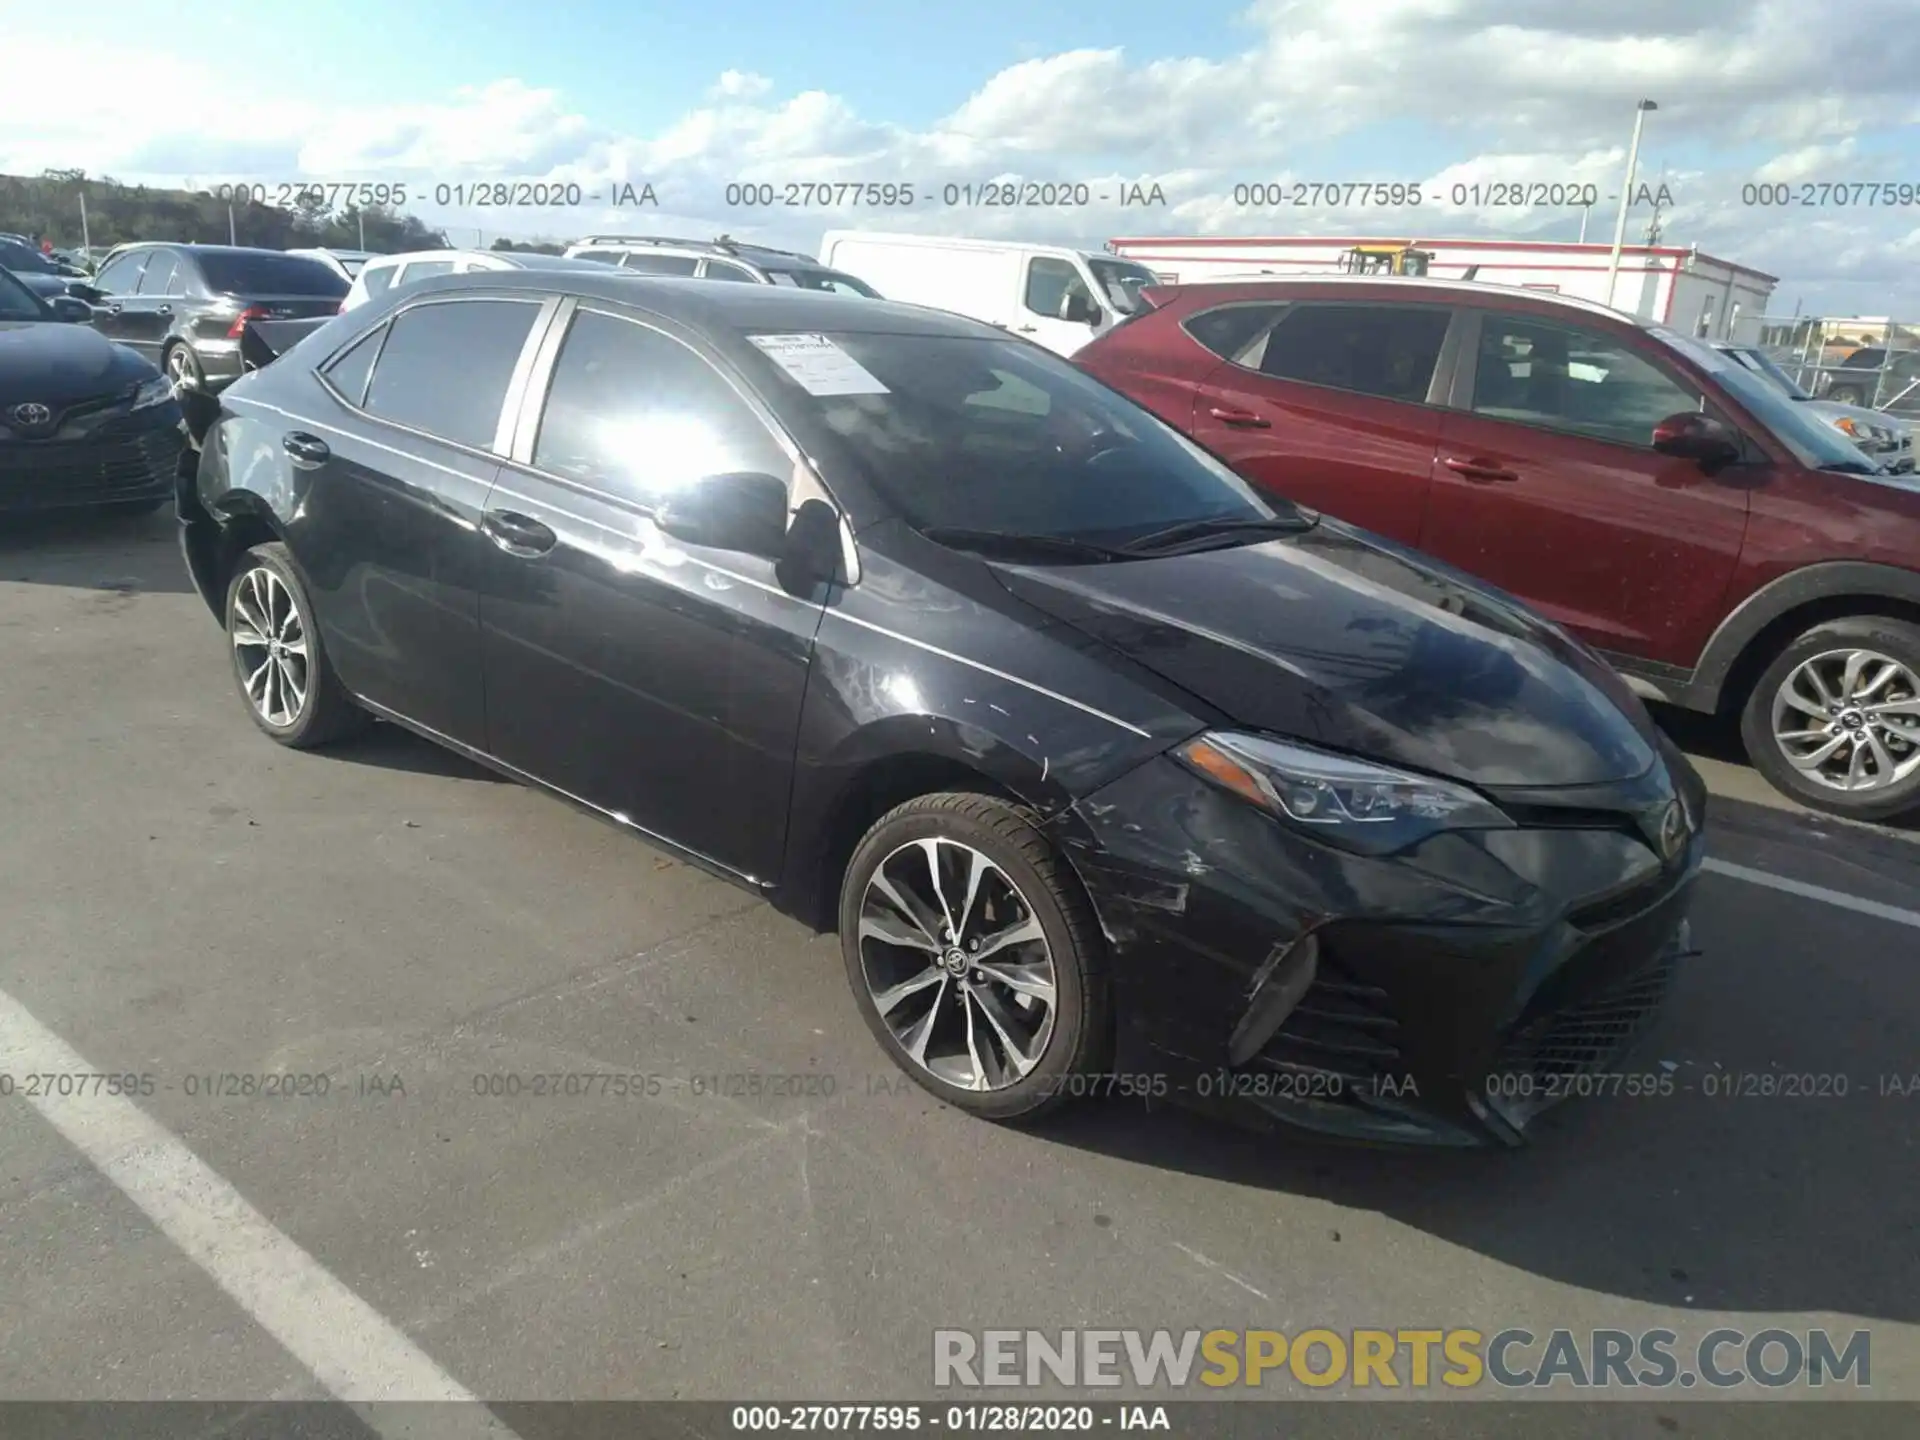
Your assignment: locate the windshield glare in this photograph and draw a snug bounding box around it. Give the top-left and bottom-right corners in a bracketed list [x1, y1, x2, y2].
[1088, 258, 1158, 315]
[1651, 328, 1877, 471]
[756, 332, 1280, 546]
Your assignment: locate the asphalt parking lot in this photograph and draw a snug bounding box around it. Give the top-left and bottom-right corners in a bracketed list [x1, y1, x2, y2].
[2, 508, 1916, 1435]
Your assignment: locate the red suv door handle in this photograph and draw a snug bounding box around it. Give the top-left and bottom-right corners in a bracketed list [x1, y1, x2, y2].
[1207, 405, 1271, 428]
[1442, 456, 1520, 483]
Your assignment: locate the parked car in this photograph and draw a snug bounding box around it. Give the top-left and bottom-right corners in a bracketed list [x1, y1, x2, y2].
[8, 271, 106, 310]
[178, 268, 1706, 1146]
[85, 244, 349, 390]
[564, 235, 880, 295]
[0, 236, 101, 302]
[340, 249, 620, 312]
[818, 231, 1161, 357]
[286, 247, 380, 284]
[1815, 346, 1920, 415]
[0, 265, 184, 515]
[1714, 341, 1914, 472]
[1074, 275, 1920, 821]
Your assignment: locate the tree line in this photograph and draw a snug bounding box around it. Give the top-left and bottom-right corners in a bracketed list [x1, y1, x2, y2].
[1, 168, 566, 255]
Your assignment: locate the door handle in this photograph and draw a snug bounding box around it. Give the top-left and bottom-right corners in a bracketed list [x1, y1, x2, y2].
[1015, 325, 1038, 334]
[104, 303, 122, 314]
[1442, 456, 1520, 483]
[482, 508, 557, 558]
[1207, 405, 1272, 428]
[155, 304, 172, 315]
[282, 432, 330, 468]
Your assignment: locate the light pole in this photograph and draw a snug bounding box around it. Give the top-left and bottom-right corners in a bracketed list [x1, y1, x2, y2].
[1605, 99, 1658, 312]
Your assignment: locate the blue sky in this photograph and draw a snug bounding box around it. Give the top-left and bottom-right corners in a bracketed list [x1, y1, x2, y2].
[7, 0, 1920, 313]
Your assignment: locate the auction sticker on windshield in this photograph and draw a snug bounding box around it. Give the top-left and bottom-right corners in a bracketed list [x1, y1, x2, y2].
[749, 333, 890, 396]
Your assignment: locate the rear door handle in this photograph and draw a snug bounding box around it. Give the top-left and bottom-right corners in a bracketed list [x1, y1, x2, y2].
[1442, 456, 1520, 483]
[104, 303, 122, 314]
[482, 508, 557, 558]
[282, 432, 330, 468]
[1015, 325, 1038, 334]
[155, 304, 172, 315]
[1207, 405, 1271, 429]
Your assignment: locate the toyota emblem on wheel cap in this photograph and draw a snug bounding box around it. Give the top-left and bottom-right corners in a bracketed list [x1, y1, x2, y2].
[1657, 800, 1688, 861]
[9, 402, 53, 430]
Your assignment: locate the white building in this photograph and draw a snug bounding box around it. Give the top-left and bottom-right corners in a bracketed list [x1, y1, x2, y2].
[1104, 235, 1779, 346]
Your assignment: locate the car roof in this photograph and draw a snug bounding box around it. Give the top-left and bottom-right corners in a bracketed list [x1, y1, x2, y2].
[571, 235, 821, 267]
[396, 267, 996, 338]
[367, 249, 609, 271]
[1151, 273, 1644, 327]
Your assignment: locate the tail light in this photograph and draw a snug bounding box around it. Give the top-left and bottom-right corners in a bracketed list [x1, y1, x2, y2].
[226, 305, 267, 339]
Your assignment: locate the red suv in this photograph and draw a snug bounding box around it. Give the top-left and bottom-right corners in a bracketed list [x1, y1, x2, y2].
[1076, 277, 1920, 821]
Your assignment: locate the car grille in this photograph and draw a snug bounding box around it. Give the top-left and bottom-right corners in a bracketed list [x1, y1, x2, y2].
[1250, 950, 1403, 1087]
[1495, 940, 1680, 1086]
[0, 429, 183, 508]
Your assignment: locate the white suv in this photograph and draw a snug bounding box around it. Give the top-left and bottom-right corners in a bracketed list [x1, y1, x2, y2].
[339, 248, 620, 311]
[562, 235, 880, 295]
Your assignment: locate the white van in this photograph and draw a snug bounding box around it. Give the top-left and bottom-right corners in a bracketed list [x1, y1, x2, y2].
[817, 232, 1160, 357]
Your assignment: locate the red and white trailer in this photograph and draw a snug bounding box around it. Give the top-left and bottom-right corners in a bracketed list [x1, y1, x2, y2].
[1104, 235, 1779, 346]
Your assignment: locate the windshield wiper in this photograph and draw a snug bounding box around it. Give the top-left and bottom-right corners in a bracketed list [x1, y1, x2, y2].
[919, 526, 1132, 562]
[1119, 512, 1318, 556]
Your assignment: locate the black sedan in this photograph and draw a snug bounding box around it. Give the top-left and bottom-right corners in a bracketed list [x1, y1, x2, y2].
[0, 267, 185, 515]
[178, 270, 1706, 1147]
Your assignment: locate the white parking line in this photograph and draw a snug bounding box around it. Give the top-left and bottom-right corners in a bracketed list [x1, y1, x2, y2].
[0, 986, 519, 1438]
[1704, 857, 1920, 931]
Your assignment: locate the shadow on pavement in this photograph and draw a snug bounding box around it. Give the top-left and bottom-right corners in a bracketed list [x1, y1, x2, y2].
[323, 720, 514, 784]
[0, 507, 197, 597]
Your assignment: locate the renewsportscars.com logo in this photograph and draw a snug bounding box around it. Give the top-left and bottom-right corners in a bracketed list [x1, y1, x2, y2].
[932, 1328, 1872, 1391]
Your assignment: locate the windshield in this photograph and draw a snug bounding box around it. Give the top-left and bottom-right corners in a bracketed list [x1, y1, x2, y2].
[0, 239, 58, 275]
[765, 267, 881, 298]
[1652, 327, 1884, 471]
[1088, 258, 1158, 315]
[195, 251, 350, 297]
[746, 331, 1281, 546]
[1724, 346, 1813, 401]
[0, 266, 51, 321]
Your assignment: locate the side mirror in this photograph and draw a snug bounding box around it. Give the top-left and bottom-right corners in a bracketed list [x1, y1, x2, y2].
[1651, 412, 1740, 471]
[1060, 289, 1102, 326]
[48, 295, 92, 323]
[654, 471, 790, 557]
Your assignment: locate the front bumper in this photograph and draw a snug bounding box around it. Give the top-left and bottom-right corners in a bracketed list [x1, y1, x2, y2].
[0, 400, 184, 513]
[1055, 750, 1703, 1147]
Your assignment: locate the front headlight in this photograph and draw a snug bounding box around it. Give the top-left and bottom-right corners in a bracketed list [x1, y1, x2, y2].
[129, 375, 174, 410]
[1174, 731, 1513, 856]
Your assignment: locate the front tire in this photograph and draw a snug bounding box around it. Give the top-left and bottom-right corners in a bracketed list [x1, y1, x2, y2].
[1740, 616, 1920, 821]
[225, 542, 368, 748]
[839, 793, 1111, 1122]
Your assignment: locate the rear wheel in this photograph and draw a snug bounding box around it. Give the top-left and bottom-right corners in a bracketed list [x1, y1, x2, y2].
[224, 542, 368, 748]
[1740, 616, 1920, 821]
[163, 342, 204, 389]
[839, 793, 1111, 1122]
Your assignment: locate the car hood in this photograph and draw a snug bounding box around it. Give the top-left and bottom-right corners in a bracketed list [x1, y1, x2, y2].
[991, 522, 1662, 788]
[0, 321, 154, 404]
[1799, 396, 1910, 433]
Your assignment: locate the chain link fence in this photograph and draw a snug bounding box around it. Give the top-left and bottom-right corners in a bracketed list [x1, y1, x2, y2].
[1752, 314, 1920, 416]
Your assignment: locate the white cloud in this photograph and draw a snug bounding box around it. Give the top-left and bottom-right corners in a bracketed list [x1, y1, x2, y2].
[2, 1, 1917, 311]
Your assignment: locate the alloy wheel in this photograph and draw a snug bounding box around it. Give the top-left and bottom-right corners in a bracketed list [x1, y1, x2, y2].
[230, 566, 310, 727]
[1770, 647, 1920, 792]
[166, 347, 193, 382]
[856, 837, 1059, 1091]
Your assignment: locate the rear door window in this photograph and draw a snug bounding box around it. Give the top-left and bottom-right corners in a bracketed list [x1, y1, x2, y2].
[619, 253, 701, 276]
[360, 264, 397, 298]
[321, 325, 386, 407]
[1252, 303, 1451, 404]
[361, 299, 542, 449]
